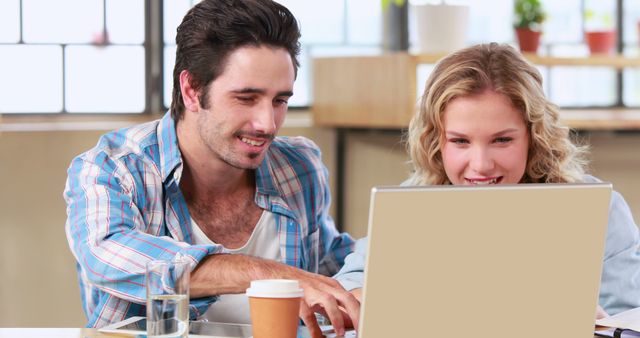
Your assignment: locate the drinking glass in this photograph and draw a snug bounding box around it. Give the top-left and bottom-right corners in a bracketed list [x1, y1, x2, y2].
[146, 258, 191, 338]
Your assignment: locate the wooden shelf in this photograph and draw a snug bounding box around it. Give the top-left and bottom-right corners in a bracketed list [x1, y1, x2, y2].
[414, 53, 640, 68]
[312, 53, 640, 130]
[560, 109, 640, 131]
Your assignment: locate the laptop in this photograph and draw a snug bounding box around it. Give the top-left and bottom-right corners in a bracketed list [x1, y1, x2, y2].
[357, 183, 612, 338]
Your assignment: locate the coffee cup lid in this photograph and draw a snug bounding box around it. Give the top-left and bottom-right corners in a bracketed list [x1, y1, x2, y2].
[246, 279, 304, 298]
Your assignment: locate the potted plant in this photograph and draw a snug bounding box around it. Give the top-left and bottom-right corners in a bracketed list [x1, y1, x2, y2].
[381, 0, 409, 51]
[381, 0, 405, 8]
[513, 0, 546, 54]
[584, 7, 616, 55]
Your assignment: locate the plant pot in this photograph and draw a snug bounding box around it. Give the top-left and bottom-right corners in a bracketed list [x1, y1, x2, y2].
[413, 4, 469, 54]
[515, 28, 541, 53]
[585, 30, 616, 55]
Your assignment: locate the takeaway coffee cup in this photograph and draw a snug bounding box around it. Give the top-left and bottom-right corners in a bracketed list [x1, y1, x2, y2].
[246, 279, 304, 338]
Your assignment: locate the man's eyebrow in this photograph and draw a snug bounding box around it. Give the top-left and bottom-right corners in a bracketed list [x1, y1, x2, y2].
[277, 91, 294, 97]
[230, 87, 265, 94]
[230, 88, 294, 97]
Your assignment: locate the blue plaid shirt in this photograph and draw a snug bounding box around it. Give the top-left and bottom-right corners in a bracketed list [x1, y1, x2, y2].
[64, 112, 354, 328]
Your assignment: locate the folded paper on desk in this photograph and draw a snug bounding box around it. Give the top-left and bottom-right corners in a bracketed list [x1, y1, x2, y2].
[596, 307, 640, 337]
[595, 327, 640, 338]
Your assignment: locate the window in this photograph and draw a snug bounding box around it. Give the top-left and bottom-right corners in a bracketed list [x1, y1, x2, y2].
[2, 0, 638, 114]
[0, 0, 146, 114]
[162, 0, 194, 110]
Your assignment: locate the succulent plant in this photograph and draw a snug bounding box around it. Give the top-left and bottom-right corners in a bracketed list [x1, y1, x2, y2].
[514, 0, 546, 31]
[381, 0, 406, 9]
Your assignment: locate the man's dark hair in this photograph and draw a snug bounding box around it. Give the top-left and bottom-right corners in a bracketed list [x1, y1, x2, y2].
[170, 0, 301, 120]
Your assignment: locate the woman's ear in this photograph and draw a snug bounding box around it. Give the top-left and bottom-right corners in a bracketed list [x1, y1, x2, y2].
[179, 70, 200, 112]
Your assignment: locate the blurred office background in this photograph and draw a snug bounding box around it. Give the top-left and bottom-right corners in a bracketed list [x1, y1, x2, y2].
[1, 0, 639, 327]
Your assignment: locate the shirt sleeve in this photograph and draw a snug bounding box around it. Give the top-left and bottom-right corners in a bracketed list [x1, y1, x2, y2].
[316, 182, 356, 276]
[64, 151, 221, 317]
[309, 144, 355, 277]
[599, 190, 640, 315]
[333, 237, 367, 291]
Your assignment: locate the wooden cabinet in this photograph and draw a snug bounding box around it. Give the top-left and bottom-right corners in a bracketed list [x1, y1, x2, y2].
[312, 53, 640, 130]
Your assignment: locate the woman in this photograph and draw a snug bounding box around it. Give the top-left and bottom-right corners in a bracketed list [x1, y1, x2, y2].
[335, 43, 640, 317]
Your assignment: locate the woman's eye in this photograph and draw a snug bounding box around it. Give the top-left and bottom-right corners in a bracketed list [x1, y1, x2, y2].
[494, 137, 513, 144]
[450, 138, 469, 145]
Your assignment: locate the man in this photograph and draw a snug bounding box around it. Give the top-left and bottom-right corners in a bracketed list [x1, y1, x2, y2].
[64, 1, 358, 336]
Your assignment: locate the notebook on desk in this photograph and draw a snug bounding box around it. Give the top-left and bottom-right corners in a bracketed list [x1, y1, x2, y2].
[357, 183, 612, 338]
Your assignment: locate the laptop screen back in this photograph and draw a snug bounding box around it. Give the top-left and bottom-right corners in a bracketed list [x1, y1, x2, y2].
[359, 183, 611, 338]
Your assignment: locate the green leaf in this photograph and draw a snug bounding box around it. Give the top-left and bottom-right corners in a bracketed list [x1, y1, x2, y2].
[513, 0, 546, 29]
[382, 0, 407, 10]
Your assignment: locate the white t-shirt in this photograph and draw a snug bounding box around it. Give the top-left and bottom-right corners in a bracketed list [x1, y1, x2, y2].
[191, 211, 281, 324]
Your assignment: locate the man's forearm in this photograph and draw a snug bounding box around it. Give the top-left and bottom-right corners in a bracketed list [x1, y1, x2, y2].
[190, 253, 289, 298]
[190, 253, 360, 337]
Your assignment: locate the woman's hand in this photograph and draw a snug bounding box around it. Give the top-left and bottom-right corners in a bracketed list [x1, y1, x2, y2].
[596, 304, 609, 320]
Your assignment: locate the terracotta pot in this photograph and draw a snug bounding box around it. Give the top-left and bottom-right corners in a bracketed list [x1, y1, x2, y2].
[585, 30, 616, 55]
[515, 28, 541, 53]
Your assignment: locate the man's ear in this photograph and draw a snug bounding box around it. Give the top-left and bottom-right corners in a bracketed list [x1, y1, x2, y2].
[179, 70, 200, 112]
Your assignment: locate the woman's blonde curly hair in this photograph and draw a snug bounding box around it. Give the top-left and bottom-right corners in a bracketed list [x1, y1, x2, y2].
[406, 43, 588, 185]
